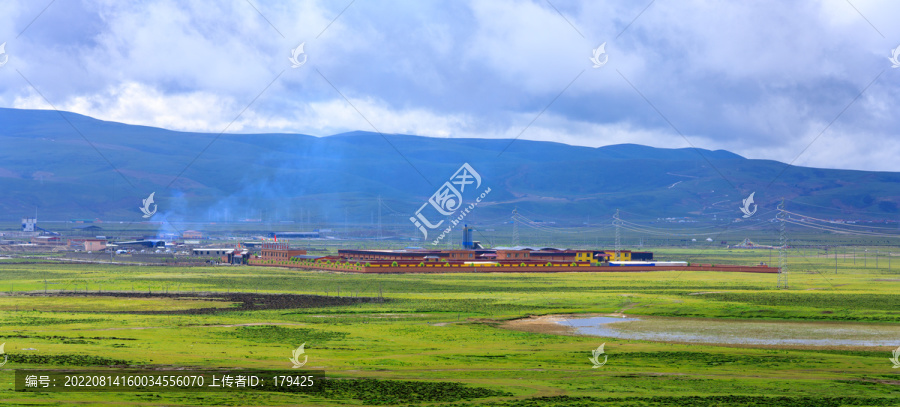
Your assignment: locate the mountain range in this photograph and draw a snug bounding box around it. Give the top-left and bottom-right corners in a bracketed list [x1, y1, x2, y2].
[1, 108, 898, 226]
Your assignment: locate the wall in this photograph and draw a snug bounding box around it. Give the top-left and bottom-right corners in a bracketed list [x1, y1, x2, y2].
[248, 258, 778, 274]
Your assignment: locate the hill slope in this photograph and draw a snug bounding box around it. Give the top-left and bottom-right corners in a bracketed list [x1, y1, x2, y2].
[1, 108, 898, 224]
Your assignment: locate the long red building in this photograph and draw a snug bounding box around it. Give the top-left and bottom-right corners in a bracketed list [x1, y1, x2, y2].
[249, 244, 776, 274]
[255, 246, 649, 267]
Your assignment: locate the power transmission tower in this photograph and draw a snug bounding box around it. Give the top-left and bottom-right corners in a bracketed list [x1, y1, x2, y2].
[614, 209, 621, 261]
[777, 199, 788, 289]
[512, 208, 519, 247]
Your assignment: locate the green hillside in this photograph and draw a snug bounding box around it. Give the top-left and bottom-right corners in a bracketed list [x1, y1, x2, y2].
[1, 108, 897, 224]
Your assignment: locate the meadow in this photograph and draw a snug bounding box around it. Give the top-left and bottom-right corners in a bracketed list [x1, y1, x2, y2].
[1, 247, 899, 406]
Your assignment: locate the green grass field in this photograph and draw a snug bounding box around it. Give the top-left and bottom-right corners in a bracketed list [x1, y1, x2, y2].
[1, 247, 899, 406]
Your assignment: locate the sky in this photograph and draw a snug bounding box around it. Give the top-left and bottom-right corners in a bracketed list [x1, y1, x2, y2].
[1, 0, 900, 171]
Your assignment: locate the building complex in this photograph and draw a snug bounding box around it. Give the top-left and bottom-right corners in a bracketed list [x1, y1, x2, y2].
[249, 227, 776, 274]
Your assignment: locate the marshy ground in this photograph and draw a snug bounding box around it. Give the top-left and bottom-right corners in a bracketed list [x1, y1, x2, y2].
[1, 248, 899, 406]
[12, 291, 383, 314]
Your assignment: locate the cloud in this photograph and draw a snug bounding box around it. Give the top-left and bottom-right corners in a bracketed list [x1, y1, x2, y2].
[11, 81, 472, 137]
[2, 0, 900, 172]
[14, 82, 243, 132]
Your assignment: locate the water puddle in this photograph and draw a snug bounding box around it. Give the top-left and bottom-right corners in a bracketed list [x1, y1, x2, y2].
[556, 316, 900, 347]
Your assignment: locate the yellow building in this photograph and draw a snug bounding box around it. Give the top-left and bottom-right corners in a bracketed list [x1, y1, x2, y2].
[610, 250, 632, 261]
[574, 251, 594, 262]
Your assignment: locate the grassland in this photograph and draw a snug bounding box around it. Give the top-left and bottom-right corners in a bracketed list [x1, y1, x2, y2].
[1, 247, 899, 406]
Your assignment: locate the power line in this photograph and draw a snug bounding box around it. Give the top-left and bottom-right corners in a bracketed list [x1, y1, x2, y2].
[512, 208, 519, 246]
[782, 209, 900, 232]
[513, 212, 615, 234]
[377, 196, 382, 241]
[778, 199, 788, 289]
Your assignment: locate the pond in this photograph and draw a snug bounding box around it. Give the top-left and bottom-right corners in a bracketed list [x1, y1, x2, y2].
[556, 315, 900, 347]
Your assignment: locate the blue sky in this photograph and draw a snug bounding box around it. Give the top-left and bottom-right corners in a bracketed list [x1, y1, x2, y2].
[1, 0, 899, 171]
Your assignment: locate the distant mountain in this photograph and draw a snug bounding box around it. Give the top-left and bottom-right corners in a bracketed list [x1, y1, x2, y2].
[1, 107, 898, 226]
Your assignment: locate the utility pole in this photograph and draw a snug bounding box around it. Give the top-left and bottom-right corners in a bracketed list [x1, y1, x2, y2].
[614, 209, 621, 261]
[511, 208, 519, 247]
[777, 199, 788, 289]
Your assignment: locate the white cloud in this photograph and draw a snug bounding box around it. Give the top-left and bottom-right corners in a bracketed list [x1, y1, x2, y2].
[14, 82, 242, 132]
[11, 81, 473, 137]
[11, 78, 685, 152]
[3, 0, 900, 172]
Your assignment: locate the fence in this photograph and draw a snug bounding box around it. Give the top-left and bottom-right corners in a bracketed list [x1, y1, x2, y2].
[247, 258, 778, 274]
